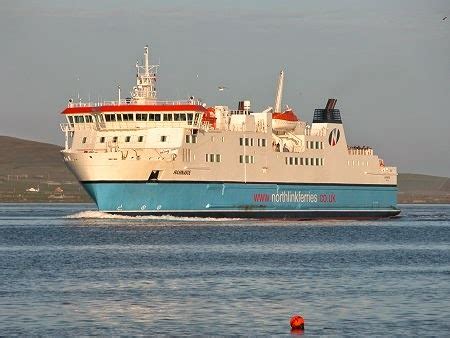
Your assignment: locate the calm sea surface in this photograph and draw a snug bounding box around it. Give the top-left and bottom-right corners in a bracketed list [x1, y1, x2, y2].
[0, 203, 449, 336]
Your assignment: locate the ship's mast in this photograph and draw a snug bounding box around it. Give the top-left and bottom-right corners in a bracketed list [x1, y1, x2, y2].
[274, 70, 284, 113]
[132, 45, 159, 103]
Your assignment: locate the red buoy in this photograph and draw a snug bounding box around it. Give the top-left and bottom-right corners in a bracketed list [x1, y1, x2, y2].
[290, 315, 305, 330]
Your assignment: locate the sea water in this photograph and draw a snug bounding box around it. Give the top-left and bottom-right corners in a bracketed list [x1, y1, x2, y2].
[0, 203, 449, 335]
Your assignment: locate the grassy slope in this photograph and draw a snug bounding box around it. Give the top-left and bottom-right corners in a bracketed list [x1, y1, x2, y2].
[397, 173, 450, 203]
[0, 135, 448, 203]
[0, 136, 90, 202]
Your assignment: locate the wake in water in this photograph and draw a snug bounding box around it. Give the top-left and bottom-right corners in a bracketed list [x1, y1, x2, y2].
[63, 210, 244, 222]
[62, 210, 368, 227]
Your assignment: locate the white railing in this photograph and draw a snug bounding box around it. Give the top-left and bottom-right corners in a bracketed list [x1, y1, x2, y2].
[67, 99, 203, 108]
[348, 147, 374, 156]
[60, 120, 202, 132]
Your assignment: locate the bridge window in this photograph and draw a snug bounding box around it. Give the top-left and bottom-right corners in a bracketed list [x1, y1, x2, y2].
[74, 115, 84, 123]
[122, 113, 133, 121]
[68, 116, 74, 126]
[136, 113, 148, 121]
[163, 114, 173, 121]
[116, 114, 122, 121]
[187, 113, 193, 124]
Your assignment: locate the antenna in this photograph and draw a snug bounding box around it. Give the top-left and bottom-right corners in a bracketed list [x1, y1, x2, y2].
[144, 45, 149, 76]
[274, 70, 284, 113]
[76, 76, 80, 102]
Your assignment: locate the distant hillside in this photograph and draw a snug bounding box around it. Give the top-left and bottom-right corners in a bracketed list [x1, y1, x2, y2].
[398, 173, 450, 203]
[0, 136, 90, 202]
[0, 135, 448, 203]
[0, 136, 69, 180]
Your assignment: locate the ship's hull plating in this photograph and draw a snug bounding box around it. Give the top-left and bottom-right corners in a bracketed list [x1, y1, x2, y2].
[82, 181, 400, 219]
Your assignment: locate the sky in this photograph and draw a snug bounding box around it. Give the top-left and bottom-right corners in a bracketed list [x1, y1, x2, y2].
[0, 0, 449, 176]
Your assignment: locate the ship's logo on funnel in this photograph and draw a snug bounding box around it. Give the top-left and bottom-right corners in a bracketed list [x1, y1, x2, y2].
[328, 128, 340, 146]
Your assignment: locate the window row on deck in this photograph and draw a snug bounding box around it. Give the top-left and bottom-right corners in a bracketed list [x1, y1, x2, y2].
[285, 157, 324, 166]
[67, 112, 202, 125]
[239, 137, 267, 147]
[80, 135, 146, 144]
[306, 141, 324, 149]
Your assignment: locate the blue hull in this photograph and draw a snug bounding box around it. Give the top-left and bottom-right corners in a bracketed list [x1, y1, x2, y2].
[82, 181, 400, 219]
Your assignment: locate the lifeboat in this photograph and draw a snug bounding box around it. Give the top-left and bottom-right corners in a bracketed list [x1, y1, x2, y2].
[202, 107, 217, 128]
[272, 108, 298, 131]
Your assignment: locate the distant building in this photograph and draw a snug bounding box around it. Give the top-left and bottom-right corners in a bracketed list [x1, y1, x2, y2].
[26, 187, 40, 192]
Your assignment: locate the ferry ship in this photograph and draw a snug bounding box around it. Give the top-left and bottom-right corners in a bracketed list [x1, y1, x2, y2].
[61, 46, 400, 218]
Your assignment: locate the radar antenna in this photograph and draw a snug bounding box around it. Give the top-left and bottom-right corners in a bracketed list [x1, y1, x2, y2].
[131, 45, 159, 103]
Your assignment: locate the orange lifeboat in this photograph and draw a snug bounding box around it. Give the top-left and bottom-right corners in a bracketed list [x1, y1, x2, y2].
[202, 107, 217, 128]
[272, 108, 298, 131]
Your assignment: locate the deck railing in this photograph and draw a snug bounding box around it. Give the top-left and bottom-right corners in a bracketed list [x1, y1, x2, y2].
[60, 120, 201, 132]
[67, 99, 203, 108]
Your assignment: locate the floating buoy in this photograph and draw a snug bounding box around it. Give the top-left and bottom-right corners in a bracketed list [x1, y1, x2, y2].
[290, 314, 305, 330]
